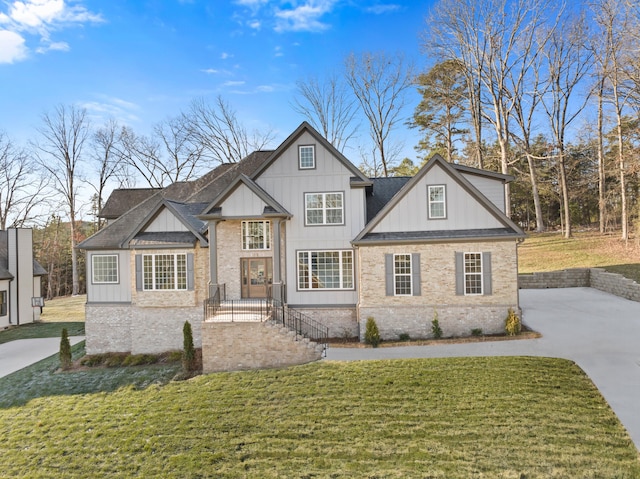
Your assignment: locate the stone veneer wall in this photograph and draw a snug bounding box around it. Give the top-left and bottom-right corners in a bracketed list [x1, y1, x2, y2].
[288, 306, 358, 338]
[201, 321, 322, 373]
[519, 268, 640, 302]
[357, 240, 519, 341]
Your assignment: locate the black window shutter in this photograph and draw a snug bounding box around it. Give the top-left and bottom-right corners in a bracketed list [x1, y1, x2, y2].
[187, 253, 195, 291]
[135, 254, 142, 291]
[385, 254, 394, 296]
[482, 252, 492, 295]
[411, 253, 421, 296]
[455, 252, 464, 295]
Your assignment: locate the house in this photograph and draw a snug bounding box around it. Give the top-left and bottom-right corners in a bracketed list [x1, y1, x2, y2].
[79, 122, 525, 361]
[0, 228, 47, 328]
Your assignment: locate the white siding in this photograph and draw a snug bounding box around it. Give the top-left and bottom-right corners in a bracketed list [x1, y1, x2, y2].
[255, 131, 365, 305]
[145, 208, 188, 232]
[86, 251, 132, 303]
[371, 163, 504, 234]
[460, 172, 506, 213]
[219, 183, 268, 217]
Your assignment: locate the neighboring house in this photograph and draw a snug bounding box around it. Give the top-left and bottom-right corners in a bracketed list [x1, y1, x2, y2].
[0, 228, 47, 328]
[79, 122, 525, 355]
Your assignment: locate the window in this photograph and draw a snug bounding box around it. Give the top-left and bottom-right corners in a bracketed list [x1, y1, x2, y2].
[394, 254, 412, 296]
[92, 254, 119, 284]
[428, 185, 446, 219]
[142, 254, 187, 291]
[242, 221, 270, 250]
[305, 192, 344, 225]
[298, 250, 353, 290]
[0, 291, 6, 316]
[464, 252, 483, 295]
[299, 145, 315, 169]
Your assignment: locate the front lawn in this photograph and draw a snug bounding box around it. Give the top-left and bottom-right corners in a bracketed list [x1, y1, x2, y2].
[0, 356, 637, 478]
[0, 321, 84, 345]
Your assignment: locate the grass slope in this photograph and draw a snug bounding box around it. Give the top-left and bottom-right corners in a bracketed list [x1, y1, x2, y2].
[39, 295, 86, 322]
[519, 231, 640, 283]
[0, 357, 638, 478]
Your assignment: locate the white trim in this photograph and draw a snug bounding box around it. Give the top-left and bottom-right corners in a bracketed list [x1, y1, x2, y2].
[393, 253, 412, 296]
[241, 220, 271, 250]
[463, 252, 483, 295]
[142, 253, 187, 291]
[304, 191, 344, 225]
[297, 250, 354, 290]
[91, 254, 119, 284]
[299, 144, 315, 169]
[428, 184, 447, 219]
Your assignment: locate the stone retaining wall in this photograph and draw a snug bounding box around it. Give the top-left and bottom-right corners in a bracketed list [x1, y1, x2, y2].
[518, 268, 640, 302]
[201, 321, 323, 373]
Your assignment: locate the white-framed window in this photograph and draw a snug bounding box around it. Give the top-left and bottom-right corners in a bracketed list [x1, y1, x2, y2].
[305, 192, 344, 225]
[394, 254, 412, 296]
[92, 254, 119, 284]
[299, 145, 315, 169]
[298, 250, 354, 290]
[0, 291, 6, 316]
[142, 254, 187, 291]
[464, 252, 483, 295]
[242, 220, 271, 250]
[428, 185, 446, 219]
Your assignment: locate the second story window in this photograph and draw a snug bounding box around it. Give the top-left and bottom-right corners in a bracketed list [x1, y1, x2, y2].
[305, 192, 344, 225]
[299, 145, 315, 169]
[428, 185, 446, 219]
[242, 220, 271, 250]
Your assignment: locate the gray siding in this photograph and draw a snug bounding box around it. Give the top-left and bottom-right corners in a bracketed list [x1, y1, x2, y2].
[86, 251, 132, 303]
[145, 208, 188, 232]
[0, 279, 10, 328]
[255, 131, 364, 305]
[371, 164, 503, 233]
[460, 172, 506, 213]
[218, 183, 268, 217]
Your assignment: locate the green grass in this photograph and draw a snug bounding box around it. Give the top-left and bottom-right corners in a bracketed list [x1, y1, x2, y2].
[519, 231, 640, 283]
[0, 321, 84, 345]
[0, 356, 638, 478]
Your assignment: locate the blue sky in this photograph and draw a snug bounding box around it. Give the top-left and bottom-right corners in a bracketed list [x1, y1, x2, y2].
[0, 0, 431, 163]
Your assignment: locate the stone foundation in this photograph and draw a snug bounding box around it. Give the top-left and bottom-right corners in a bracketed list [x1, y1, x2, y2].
[201, 320, 323, 373]
[288, 306, 358, 338]
[358, 305, 516, 341]
[85, 304, 202, 355]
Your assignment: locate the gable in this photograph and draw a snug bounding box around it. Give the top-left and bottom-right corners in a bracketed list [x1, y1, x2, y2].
[216, 182, 269, 217]
[143, 207, 189, 233]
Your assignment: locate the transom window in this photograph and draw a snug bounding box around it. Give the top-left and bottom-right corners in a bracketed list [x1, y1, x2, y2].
[143, 254, 187, 291]
[305, 192, 344, 225]
[464, 252, 483, 295]
[428, 185, 446, 219]
[298, 250, 353, 290]
[299, 145, 315, 169]
[92, 254, 119, 284]
[242, 220, 271, 250]
[394, 254, 412, 296]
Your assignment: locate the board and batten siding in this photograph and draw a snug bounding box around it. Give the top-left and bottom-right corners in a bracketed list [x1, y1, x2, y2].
[86, 251, 132, 303]
[218, 183, 268, 217]
[371, 165, 504, 234]
[255, 130, 365, 306]
[145, 208, 189, 232]
[459, 172, 506, 213]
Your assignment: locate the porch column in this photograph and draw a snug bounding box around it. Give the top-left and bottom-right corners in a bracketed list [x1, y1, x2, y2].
[208, 220, 219, 284]
[272, 218, 283, 302]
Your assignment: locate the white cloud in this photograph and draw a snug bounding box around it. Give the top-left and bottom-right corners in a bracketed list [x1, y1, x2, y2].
[82, 96, 141, 125]
[223, 80, 245, 87]
[0, 29, 27, 63]
[202, 68, 219, 74]
[248, 19, 261, 30]
[220, 52, 233, 60]
[0, 0, 102, 63]
[365, 4, 400, 15]
[274, 1, 337, 33]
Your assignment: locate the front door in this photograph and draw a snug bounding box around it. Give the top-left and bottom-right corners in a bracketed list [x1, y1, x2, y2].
[241, 258, 273, 298]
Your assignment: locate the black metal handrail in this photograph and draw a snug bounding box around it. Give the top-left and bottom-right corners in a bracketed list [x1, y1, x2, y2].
[203, 284, 222, 319]
[271, 299, 329, 345]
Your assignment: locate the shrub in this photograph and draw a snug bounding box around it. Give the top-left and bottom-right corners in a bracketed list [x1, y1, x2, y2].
[505, 308, 522, 336]
[104, 353, 127, 368]
[364, 317, 381, 347]
[59, 328, 72, 370]
[123, 354, 157, 367]
[80, 355, 104, 367]
[398, 333, 410, 342]
[183, 321, 197, 372]
[431, 310, 443, 339]
[471, 328, 483, 337]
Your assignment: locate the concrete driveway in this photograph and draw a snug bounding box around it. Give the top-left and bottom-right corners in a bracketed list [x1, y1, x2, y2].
[326, 287, 640, 450]
[0, 336, 85, 379]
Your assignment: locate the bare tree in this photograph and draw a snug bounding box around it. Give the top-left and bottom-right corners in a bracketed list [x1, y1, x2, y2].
[33, 104, 89, 296]
[88, 119, 124, 229]
[0, 132, 49, 229]
[426, 0, 555, 216]
[540, 12, 593, 238]
[344, 51, 413, 177]
[184, 96, 275, 165]
[292, 73, 359, 152]
[591, 0, 637, 241]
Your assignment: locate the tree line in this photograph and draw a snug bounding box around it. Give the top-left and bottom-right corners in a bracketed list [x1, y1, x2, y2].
[2, 0, 638, 298]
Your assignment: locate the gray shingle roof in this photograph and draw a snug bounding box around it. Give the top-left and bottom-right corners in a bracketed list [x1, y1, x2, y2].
[99, 188, 161, 219]
[354, 228, 523, 245]
[366, 177, 411, 223]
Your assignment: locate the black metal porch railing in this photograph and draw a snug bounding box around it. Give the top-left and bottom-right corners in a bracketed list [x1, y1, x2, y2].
[203, 283, 223, 319]
[210, 299, 271, 322]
